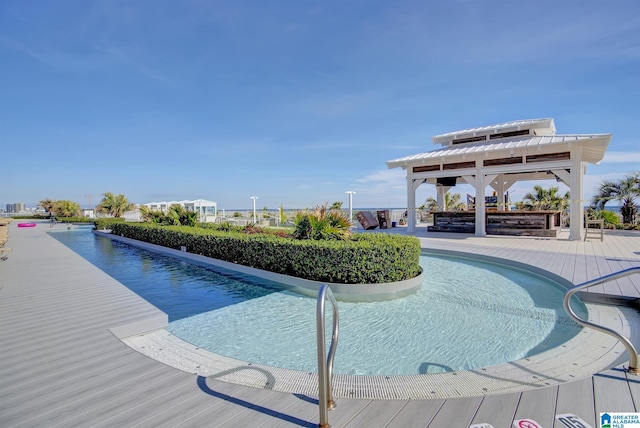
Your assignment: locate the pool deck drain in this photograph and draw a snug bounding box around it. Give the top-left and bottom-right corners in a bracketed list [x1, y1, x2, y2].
[123, 302, 639, 399]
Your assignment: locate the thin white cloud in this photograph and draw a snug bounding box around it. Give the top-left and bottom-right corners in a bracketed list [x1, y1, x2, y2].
[602, 151, 640, 164]
[374, 3, 640, 67]
[352, 169, 407, 204]
[392, 145, 424, 151]
[355, 169, 404, 185]
[584, 170, 640, 198]
[99, 42, 173, 85]
[0, 35, 172, 85]
[293, 92, 378, 118]
[297, 140, 425, 152]
[0, 36, 108, 72]
[296, 141, 367, 150]
[193, 138, 274, 156]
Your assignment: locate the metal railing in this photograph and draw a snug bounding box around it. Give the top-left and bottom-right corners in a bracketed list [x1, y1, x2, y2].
[317, 284, 339, 428]
[563, 266, 640, 375]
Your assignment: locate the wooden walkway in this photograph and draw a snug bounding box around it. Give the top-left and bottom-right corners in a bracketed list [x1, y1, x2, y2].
[1, 221, 640, 427]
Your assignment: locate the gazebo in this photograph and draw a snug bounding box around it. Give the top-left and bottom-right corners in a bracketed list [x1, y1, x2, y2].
[386, 118, 611, 241]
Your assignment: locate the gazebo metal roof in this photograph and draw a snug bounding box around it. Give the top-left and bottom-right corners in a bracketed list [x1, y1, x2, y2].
[386, 133, 611, 169]
[431, 118, 556, 144]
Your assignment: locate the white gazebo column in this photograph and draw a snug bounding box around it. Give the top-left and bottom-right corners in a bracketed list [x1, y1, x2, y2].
[502, 177, 517, 211]
[475, 172, 497, 236]
[569, 148, 585, 241]
[495, 176, 506, 211]
[475, 169, 486, 237]
[436, 185, 451, 211]
[407, 177, 418, 233]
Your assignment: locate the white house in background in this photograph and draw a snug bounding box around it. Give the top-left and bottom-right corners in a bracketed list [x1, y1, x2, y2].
[386, 118, 611, 241]
[141, 199, 218, 222]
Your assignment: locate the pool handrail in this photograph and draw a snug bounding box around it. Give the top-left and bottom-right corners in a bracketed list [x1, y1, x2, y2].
[563, 266, 640, 375]
[317, 283, 339, 428]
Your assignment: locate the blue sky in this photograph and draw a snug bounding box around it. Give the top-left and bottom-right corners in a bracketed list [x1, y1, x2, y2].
[1, 0, 639, 211]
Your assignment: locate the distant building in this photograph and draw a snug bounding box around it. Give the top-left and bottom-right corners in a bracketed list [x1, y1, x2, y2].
[6, 203, 25, 213]
[139, 199, 218, 222]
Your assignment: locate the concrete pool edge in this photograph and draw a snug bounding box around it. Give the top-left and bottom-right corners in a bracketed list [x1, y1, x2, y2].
[425, 248, 640, 309]
[122, 302, 637, 399]
[91, 230, 639, 399]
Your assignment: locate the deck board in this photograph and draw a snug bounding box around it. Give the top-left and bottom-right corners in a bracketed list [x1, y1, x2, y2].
[132, 383, 245, 428]
[342, 400, 408, 428]
[425, 397, 483, 427]
[385, 399, 445, 428]
[593, 367, 636, 414]
[304, 398, 371, 428]
[512, 387, 558, 428]
[2, 222, 640, 427]
[553, 377, 595, 428]
[469, 393, 520, 428]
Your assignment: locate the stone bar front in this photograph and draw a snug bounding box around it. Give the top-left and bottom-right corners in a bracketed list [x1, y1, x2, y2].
[428, 211, 562, 237]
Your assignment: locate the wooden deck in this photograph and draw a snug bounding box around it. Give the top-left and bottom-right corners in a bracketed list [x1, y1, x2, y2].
[1, 221, 640, 427]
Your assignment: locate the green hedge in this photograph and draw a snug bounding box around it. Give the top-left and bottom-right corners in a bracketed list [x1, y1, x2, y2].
[55, 216, 95, 223]
[94, 218, 127, 230]
[108, 223, 421, 284]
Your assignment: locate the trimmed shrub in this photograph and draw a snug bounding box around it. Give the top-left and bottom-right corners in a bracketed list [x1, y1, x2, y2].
[94, 218, 127, 230]
[54, 216, 94, 223]
[108, 223, 421, 284]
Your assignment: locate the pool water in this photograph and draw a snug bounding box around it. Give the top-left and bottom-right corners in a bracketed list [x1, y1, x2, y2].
[52, 226, 284, 320]
[51, 227, 586, 376]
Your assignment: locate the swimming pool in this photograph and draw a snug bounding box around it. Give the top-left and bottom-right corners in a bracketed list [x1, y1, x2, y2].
[51, 227, 586, 376]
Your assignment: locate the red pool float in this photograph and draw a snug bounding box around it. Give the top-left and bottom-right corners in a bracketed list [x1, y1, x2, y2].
[17, 222, 37, 228]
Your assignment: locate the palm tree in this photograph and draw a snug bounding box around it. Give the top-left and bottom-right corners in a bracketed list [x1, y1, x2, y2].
[521, 185, 569, 211]
[424, 192, 466, 211]
[592, 172, 640, 224]
[96, 193, 135, 218]
[139, 205, 152, 222]
[52, 200, 81, 217]
[587, 208, 621, 228]
[139, 205, 165, 224]
[167, 204, 198, 226]
[39, 198, 56, 214]
[293, 203, 352, 240]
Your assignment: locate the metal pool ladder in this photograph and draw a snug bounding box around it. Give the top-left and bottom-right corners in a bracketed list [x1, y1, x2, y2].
[317, 284, 339, 428]
[563, 266, 640, 375]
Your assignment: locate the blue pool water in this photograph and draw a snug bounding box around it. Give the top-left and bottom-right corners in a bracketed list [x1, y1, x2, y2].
[51, 227, 586, 375]
[52, 226, 284, 321]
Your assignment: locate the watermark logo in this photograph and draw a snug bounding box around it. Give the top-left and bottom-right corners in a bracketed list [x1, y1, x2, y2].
[600, 413, 640, 428]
